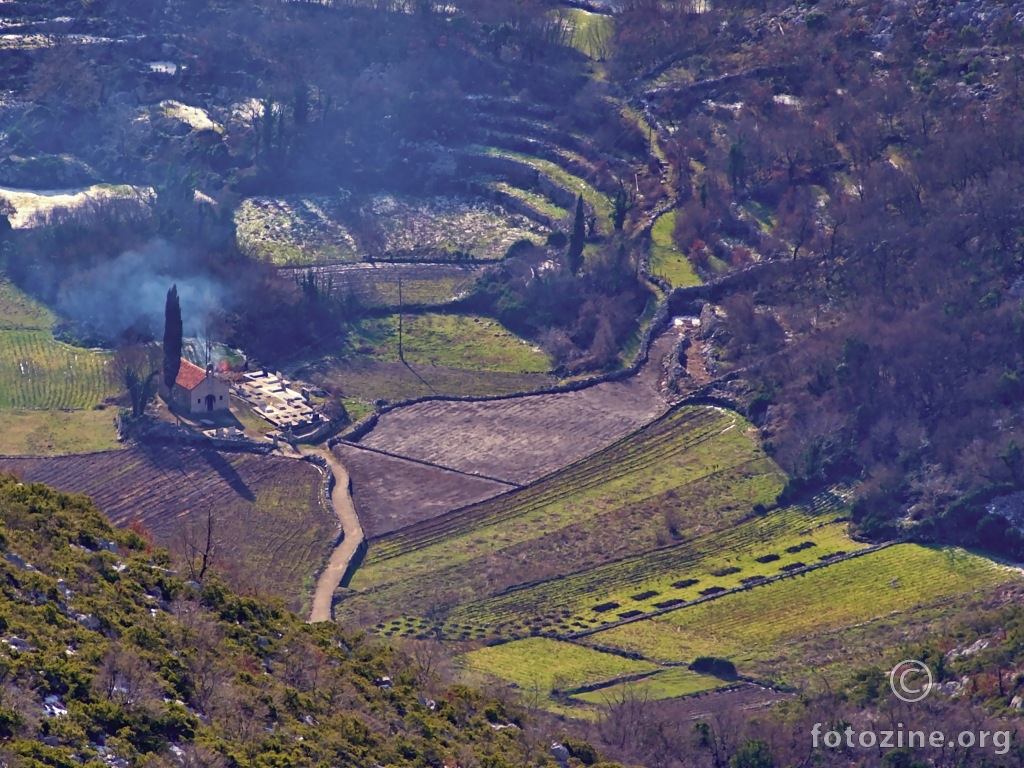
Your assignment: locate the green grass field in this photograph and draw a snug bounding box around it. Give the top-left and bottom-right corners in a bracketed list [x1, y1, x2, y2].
[571, 667, 723, 704]
[0, 279, 55, 330]
[650, 211, 701, 287]
[0, 280, 115, 413]
[462, 637, 658, 693]
[590, 545, 1019, 666]
[349, 313, 550, 374]
[0, 408, 120, 455]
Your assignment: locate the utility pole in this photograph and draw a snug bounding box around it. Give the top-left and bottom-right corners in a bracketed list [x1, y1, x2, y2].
[397, 270, 404, 363]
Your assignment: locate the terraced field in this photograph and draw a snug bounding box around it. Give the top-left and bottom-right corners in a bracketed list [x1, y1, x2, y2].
[0, 279, 115, 415]
[235, 195, 360, 264]
[462, 637, 658, 693]
[238, 192, 548, 266]
[339, 405, 786, 631]
[650, 211, 701, 288]
[571, 667, 724, 705]
[348, 313, 550, 374]
[488, 181, 569, 221]
[282, 262, 483, 308]
[438, 543, 1019, 713]
[0, 448, 333, 610]
[0, 330, 113, 409]
[589, 545, 1018, 666]
[0, 408, 120, 456]
[479, 147, 613, 233]
[445, 509, 858, 638]
[306, 357, 557, 403]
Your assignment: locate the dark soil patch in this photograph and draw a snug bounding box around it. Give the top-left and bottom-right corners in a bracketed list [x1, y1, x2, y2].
[333, 442, 512, 538]
[630, 590, 659, 601]
[710, 566, 741, 577]
[785, 541, 817, 554]
[672, 578, 700, 589]
[617, 609, 645, 619]
[699, 586, 727, 597]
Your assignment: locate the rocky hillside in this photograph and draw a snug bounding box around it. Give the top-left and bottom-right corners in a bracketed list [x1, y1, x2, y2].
[0, 474, 618, 768]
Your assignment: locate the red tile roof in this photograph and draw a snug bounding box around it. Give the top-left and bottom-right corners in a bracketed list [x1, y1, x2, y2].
[174, 359, 208, 391]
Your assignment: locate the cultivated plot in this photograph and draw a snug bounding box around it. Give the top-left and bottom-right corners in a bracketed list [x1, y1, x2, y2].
[238, 193, 548, 265]
[341, 405, 786, 636]
[462, 637, 659, 693]
[235, 195, 359, 265]
[332, 442, 514, 539]
[307, 357, 557, 402]
[353, 326, 685, 483]
[0, 330, 113, 409]
[349, 313, 550, 374]
[649, 211, 701, 288]
[0, 448, 333, 610]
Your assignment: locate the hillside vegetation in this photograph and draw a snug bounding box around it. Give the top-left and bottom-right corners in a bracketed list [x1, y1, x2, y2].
[0, 475, 621, 768]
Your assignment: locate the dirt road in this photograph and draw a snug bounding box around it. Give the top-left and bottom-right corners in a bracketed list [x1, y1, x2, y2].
[303, 447, 364, 623]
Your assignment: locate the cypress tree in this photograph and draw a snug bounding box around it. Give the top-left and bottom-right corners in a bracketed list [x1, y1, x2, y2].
[567, 194, 585, 274]
[163, 285, 183, 390]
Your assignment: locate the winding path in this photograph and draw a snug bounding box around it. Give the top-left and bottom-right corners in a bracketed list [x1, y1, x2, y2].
[304, 447, 364, 623]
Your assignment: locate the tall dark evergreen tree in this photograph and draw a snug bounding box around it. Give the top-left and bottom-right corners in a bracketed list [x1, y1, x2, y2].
[568, 194, 585, 274]
[163, 284, 183, 390]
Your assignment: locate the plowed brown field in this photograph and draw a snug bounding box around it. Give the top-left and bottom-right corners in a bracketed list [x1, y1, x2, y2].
[332, 442, 514, 539]
[353, 327, 682, 484]
[0, 447, 333, 610]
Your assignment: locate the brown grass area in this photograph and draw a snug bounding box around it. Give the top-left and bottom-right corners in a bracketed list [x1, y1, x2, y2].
[0, 447, 333, 610]
[332, 443, 514, 538]
[353, 328, 682, 484]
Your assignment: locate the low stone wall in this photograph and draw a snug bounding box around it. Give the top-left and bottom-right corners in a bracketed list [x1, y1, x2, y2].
[132, 418, 275, 455]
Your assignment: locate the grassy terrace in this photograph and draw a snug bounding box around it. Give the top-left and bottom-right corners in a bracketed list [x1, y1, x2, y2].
[349, 313, 550, 374]
[479, 147, 613, 232]
[489, 181, 569, 221]
[463, 637, 658, 693]
[572, 667, 723, 704]
[589, 544, 1018, 666]
[649, 211, 701, 287]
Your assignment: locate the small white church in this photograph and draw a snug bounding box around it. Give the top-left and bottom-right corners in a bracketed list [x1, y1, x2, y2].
[164, 358, 231, 415]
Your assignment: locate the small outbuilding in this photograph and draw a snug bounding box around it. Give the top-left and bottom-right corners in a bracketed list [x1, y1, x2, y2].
[164, 359, 231, 414]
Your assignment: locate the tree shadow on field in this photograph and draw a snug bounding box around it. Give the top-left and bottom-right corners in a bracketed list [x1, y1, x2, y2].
[135, 443, 255, 502]
[195, 449, 256, 502]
